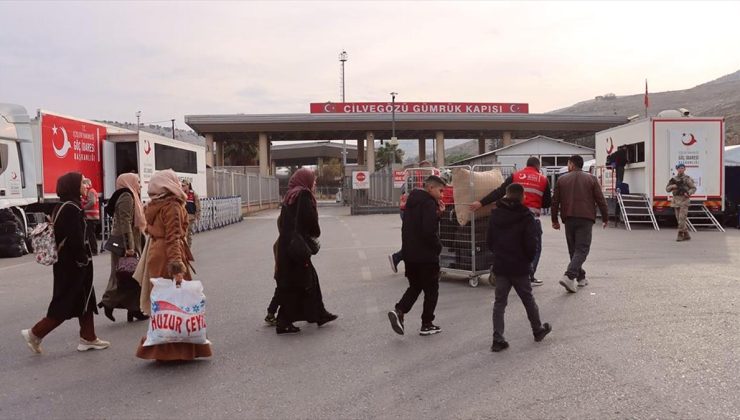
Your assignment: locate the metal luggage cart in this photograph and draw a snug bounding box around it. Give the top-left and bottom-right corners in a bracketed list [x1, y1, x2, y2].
[438, 164, 516, 287]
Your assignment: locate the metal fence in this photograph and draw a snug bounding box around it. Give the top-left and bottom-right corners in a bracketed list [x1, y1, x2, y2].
[368, 166, 400, 206]
[101, 196, 245, 244]
[208, 168, 280, 207]
[194, 196, 243, 233]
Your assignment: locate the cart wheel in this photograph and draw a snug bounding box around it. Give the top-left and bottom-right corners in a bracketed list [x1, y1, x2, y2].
[488, 272, 496, 287]
[468, 276, 480, 288]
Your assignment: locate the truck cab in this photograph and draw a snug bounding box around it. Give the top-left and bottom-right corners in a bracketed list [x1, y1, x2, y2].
[0, 103, 39, 237]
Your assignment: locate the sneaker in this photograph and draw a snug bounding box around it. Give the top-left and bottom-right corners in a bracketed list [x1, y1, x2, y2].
[559, 275, 578, 293]
[534, 323, 552, 342]
[419, 323, 441, 336]
[389, 254, 402, 274]
[577, 278, 589, 288]
[21, 329, 42, 354]
[77, 337, 110, 352]
[264, 313, 278, 327]
[387, 310, 404, 335]
[530, 277, 544, 287]
[490, 340, 509, 352]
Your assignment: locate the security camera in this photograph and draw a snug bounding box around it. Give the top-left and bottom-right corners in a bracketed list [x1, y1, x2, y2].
[678, 108, 691, 117]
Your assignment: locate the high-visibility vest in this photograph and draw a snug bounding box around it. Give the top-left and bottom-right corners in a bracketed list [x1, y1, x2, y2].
[82, 188, 100, 220]
[512, 167, 548, 214]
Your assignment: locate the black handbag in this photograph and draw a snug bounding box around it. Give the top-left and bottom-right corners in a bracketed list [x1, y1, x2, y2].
[103, 234, 126, 257]
[287, 200, 320, 261]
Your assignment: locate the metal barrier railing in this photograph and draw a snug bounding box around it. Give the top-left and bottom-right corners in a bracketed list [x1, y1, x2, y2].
[102, 196, 243, 244]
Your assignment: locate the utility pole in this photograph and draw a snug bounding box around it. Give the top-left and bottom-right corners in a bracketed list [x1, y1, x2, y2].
[339, 50, 348, 167]
[171, 119, 176, 139]
[136, 111, 141, 133]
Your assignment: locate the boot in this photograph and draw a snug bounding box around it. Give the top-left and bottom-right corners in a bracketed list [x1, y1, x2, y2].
[683, 231, 691, 241]
[676, 231, 686, 242]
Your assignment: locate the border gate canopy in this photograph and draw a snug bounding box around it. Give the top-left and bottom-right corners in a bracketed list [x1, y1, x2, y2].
[185, 112, 630, 141]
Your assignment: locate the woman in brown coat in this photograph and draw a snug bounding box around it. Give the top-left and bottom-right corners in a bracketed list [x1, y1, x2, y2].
[99, 173, 148, 322]
[135, 169, 212, 361]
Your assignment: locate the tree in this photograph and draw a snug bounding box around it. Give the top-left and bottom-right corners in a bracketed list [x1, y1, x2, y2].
[317, 158, 342, 186]
[375, 143, 405, 171]
[447, 153, 472, 165]
[223, 140, 258, 166]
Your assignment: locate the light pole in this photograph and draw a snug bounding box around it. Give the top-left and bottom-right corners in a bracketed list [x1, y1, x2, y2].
[339, 51, 348, 167]
[390, 91, 398, 165]
[136, 111, 141, 133]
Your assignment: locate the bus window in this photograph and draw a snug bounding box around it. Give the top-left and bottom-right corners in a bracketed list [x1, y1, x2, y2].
[155, 143, 197, 174]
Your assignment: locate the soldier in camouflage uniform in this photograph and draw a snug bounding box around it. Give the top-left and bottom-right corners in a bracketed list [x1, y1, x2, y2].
[666, 163, 696, 242]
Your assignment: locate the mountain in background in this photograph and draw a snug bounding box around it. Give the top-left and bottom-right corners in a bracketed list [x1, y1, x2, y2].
[551, 70, 740, 145]
[97, 120, 205, 146]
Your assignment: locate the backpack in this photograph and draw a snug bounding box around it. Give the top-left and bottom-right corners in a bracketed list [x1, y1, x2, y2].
[30, 202, 77, 266]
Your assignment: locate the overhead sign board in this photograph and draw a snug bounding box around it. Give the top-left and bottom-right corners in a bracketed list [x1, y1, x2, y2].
[310, 102, 529, 114]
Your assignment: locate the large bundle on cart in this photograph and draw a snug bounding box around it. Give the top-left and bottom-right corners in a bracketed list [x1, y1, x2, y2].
[438, 166, 509, 287]
[451, 168, 504, 226]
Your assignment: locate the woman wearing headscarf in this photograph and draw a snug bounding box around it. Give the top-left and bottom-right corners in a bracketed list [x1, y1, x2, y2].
[21, 172, 110, 354]
[135, 169, 212, 361]
[274, 167, 337, 334]
[98, 173, 148, 322]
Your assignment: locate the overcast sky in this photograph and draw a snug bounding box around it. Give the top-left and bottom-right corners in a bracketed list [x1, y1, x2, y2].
[1, 1, 739, 129]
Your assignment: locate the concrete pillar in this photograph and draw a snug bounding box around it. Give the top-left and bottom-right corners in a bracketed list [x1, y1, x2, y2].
[205, 134, 215, 167]
[357, 139, 365, 165]
[435, 131, 445, 167]
[418, 138, 426, 162]
[366, 132, 375, 173]
[478, 137, 486, 155]
[216, 140, 225, 167]
[258, 133, 269, 176]
[502, 131, 513, 147]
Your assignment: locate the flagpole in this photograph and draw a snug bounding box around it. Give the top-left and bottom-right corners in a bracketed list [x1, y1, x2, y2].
[644, 79, 649, 118]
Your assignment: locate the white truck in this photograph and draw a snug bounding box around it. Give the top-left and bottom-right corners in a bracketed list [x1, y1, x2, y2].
[0, 103, 206, 241]
[594, 110, 725, 220]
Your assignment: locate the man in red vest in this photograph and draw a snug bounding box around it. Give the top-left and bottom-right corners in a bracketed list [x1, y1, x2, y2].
[81, 177, 100, 255]
[470, 157, 551, 286]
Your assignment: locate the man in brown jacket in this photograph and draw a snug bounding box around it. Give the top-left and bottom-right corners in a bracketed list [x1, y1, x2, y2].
[551, 155, 609, 293]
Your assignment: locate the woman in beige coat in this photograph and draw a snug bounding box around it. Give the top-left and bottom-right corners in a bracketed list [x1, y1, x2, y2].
[136, 169, 212, 361]
[99, 173, 148, 322]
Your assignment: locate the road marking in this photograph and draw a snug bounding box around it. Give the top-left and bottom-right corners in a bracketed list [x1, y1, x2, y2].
[357, 250, 367, 260]
[361, 266, 372, 281]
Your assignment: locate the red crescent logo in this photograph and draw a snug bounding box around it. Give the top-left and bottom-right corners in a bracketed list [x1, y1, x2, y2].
[144, 140, 152, 155]
[518, 172, 527, 180]
[11, 171, 18, 180]
[606, 137, 614, 154]
[682, 133, 697, 146]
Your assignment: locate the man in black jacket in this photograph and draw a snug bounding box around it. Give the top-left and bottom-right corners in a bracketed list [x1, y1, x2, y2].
[388, 175, 446, 336]
[487, 183, 551, 352]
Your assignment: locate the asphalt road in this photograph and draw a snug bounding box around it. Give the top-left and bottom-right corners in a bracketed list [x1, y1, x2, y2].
[1, 206, 738, 419]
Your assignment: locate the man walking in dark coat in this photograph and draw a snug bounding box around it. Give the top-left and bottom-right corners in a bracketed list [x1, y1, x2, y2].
[551, 155, 609, 293]
[388, 175, 446, 336]
[487, 183, 551, 352]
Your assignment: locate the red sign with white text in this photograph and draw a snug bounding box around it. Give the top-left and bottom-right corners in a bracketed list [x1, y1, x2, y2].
[310, 102, 529, 114]
[41, 113, 106, 196]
